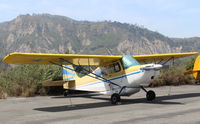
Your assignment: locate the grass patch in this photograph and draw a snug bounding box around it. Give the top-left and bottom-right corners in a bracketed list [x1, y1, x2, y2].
[151, 68, 196, 87]
[151, 59, 196, 87]
[0, 86, 7, 99]
[0, 65, 62, 98]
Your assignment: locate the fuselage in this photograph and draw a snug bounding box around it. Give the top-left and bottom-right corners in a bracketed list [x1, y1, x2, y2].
[64, 56, 162, 96]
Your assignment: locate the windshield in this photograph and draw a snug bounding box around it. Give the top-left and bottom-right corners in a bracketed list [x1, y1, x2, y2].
[122, 56, 140, 69]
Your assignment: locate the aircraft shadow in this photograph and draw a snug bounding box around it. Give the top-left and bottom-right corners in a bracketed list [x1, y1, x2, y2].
[34, 92, 200, 112]
[50, 93, 101, 98]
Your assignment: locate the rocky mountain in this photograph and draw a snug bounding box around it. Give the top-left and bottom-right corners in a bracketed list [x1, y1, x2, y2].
[172, 37, 200, 52]
[0, 14, 199, 59]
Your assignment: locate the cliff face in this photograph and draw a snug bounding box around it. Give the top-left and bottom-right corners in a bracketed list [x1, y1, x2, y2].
[0, 14, 199, 58]
[172, 37, 200, 52]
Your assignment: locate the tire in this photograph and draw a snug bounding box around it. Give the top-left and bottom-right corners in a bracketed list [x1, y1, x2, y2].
[111, 93, 121, 104]
[63, 91, 69, 97]
[146, 90, 156, 101]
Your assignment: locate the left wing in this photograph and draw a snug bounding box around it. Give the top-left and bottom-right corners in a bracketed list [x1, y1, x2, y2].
[3, 52, 198, 66]
[3, 52, 121, 65]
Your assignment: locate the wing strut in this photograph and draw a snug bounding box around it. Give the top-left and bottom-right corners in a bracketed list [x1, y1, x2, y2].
[49, 61, 108, 82]
[58, 58, 121, 87]
[161, 57, 174, 65]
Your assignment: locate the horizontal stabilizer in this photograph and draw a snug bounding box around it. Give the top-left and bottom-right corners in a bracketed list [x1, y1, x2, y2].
[184, 70, 200, 75]
[42, 80, 75, 89]
[42, 80, 66, 87]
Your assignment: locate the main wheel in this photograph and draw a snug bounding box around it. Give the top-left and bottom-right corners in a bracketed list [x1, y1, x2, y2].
[146, 90, 156, 101]
[63, 90, 69, 97]
[111, 93, 121, 104]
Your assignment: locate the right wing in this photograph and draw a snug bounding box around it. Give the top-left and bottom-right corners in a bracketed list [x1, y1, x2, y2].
[134, 52, 198, 63]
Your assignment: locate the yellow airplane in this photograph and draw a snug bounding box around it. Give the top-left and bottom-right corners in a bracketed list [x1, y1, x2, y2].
[3, 52, 198, 104]
[185, 55, 200, 80]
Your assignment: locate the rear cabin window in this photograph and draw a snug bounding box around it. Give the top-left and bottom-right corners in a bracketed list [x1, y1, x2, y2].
[74, 65, 97, 78]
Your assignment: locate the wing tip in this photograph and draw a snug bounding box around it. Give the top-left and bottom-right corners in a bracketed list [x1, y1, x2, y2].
[2, 54, 11, 64]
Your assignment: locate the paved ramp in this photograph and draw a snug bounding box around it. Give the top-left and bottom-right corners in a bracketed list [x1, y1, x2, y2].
[1, 85, 200, 124]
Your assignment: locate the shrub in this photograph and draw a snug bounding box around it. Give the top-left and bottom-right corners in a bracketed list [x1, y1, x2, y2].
[0, 85, 7, 99]
[151, 66, 196, 87]
[0, 65, 62, 97]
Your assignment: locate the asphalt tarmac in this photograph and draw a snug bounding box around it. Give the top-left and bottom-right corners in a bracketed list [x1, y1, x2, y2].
[1, 85, 200, 124]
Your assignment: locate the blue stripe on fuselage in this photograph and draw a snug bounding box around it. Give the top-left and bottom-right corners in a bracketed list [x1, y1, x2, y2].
[75, 70, 144, 88]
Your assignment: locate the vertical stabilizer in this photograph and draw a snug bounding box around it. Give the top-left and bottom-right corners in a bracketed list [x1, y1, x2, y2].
[185, 56, 200, 80]
[192, 56, 200, 80]
[63, 65, 76, 81]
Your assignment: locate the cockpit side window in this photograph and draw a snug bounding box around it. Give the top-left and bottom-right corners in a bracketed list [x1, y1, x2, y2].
[101, 62, 121, 76]
[122, 56, 140, 69]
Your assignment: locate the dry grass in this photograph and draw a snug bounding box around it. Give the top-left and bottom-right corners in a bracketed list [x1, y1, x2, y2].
[0, 65, 62, 97]
[0, 86, 7, 99]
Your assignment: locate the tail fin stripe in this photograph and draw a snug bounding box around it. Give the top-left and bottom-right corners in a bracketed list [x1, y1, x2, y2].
[63, 65, 76, 81]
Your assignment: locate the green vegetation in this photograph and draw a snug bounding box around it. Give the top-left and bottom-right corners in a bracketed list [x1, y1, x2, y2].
[151, 59, 196, 87]
[0, 65, 62, 99]
[151, 67, 195, 87]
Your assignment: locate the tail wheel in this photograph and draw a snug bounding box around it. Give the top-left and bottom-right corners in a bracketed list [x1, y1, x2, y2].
[146, 90, 156, 101]
[63, 90, 69, 97]
[111, 93, 121, 104]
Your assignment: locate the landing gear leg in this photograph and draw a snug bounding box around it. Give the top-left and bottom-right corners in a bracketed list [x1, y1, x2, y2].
[111, 93, 121, 104]
[141, 86, 156, 101]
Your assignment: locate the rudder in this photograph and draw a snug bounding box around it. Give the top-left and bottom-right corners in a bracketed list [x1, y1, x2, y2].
[63, 65, 76, 81]
[192, 56, 200, 80]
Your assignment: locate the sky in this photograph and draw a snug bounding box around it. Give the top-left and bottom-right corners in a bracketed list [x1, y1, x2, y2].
[0, 0, 199, 38]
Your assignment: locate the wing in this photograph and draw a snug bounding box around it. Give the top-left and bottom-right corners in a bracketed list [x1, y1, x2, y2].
[3, 52, 198, 66]
[3, 52, 121, 65]
[134, 52, 198, 63]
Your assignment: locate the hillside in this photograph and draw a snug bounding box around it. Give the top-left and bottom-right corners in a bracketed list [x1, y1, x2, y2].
[172, 37, 200, 52]
[0, 14, 190, 59]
